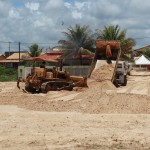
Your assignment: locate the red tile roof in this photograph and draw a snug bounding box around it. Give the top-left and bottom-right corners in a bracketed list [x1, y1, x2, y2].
[38, 55, 61, 60]
[25, 56, 58, 62]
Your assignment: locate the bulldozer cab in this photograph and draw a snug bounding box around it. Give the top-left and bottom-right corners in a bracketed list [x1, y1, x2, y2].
[31, 68, 46, 78]
[31, 65, 69, 80]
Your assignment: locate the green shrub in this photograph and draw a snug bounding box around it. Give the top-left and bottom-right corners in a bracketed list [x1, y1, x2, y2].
[0, 66, 17, 82]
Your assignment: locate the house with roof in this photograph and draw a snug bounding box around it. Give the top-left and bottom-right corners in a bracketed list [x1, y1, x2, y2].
[0, 54, 6, 60]
[133, 45, 150, 56]
[33, 49, 93, 66]
[0, 52, 29, 68]
[1, 48, 93, 79]
[134, 45, 150, 52]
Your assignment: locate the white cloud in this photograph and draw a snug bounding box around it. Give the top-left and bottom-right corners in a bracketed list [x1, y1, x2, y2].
[25, 2, 39, 11]
[0, 1, 11, 17]
[64, 2, 71, 8]
[74, 2, 87, 10]
[44, 0, 64, 10]
[72, 11, 82, 19]
[9, 8, 21, 19]
[1, 0, 150, 53]
[34, 20, 45, 27]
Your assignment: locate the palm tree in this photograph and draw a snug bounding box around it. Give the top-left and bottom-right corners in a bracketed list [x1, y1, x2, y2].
[58, 24, 95, 65]
[28, 44, 42, 57]
[96, 25, 136, 57]
[59, 24, 95, 50]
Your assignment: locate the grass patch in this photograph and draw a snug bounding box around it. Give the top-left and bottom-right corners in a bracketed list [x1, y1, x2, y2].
[0, 66, 17, 82]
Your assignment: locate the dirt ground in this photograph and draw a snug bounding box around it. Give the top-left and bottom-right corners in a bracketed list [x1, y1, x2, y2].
[0, 70, 150, 149]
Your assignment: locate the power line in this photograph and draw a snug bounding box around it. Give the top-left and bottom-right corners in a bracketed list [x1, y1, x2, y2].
[134, 37, 150, 40]
[0, 41, 58, 45]
[0, 41, 18, 44]
[0, 41, 58, 52]
[21, 42, 57, 45]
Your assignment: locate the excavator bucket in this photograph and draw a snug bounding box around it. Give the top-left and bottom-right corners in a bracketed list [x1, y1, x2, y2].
[88, 40, 121, 85]
[95, 40, 120, 60]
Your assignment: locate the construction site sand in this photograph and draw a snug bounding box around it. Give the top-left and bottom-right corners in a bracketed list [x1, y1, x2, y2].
[1, 106, 150, 150]
[0, 68, 150, 149]
[90, 63, 115, 83]
[0, 64, 150, 114]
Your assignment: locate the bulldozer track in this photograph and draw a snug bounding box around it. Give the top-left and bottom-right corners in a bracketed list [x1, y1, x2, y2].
[41, 81, 74, 93]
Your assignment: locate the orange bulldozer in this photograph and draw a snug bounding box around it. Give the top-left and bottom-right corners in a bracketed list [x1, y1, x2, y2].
[17, 57, 87, 93]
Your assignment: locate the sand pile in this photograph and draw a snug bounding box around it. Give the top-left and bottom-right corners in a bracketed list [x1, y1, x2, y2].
[88, 63, 116, 90]
[75, 87, 150, 114]
[0, 82, 150, 114]
[74, 63, 150, 114]
[0, 63, 150, 114]
[90, 64, 115, 82]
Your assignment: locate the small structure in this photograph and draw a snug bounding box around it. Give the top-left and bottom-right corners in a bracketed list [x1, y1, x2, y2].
[133, 45, 150, 57]
[135, 55, 150, 65]
[0, 54, 6, 60]
[0, 52, 29, 68]
[134, 45, 150, 53]
[25, 51, 61, 67]
[135, 55, 150, 70]
[29, 49, 94, 66]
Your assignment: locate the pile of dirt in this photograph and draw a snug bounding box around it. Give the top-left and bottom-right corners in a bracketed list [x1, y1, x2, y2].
[88, 63, 116, 90]
[1, 63, 150, 114]
[75, 87, 150, 114]
[90, 64, 115, 82]
[74, 64, 150, 114]
[0, 82, 150, 114]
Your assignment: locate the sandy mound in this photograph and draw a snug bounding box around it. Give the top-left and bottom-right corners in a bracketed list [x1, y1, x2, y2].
[0, 65, 150, 114]
[0, 81, 150, 114]
[75, 89, 150, 114]
[90, 64, 115, 81]
[88, 63, 116, 90]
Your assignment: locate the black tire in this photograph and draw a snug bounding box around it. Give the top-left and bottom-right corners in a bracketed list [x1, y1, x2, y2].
[122, 76, 127, 86]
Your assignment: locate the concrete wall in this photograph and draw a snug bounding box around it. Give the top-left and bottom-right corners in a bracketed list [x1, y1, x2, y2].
[63, 66, 89, 76]
[18, 65, 90, 79]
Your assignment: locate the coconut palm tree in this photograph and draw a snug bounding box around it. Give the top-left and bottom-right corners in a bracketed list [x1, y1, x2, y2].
[96, 25, 136, 56]
[59, 24, 95, 50]
[58, 24, 95, 65]
[28, 44, 42, 57]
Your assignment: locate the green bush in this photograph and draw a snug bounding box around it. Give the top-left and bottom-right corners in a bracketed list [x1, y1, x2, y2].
[0, 66, 17, 82]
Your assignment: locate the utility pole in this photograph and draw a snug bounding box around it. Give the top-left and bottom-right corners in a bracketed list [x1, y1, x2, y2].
[19, 42, 20, 62]
[9, 42, 11, 56]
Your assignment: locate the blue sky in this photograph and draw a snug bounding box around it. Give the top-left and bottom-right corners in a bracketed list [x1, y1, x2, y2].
[12, 0, 75, 7]
[12, 0, 23, 7]
[0, 0, 150, 52]
[66, 0, 73, 1]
